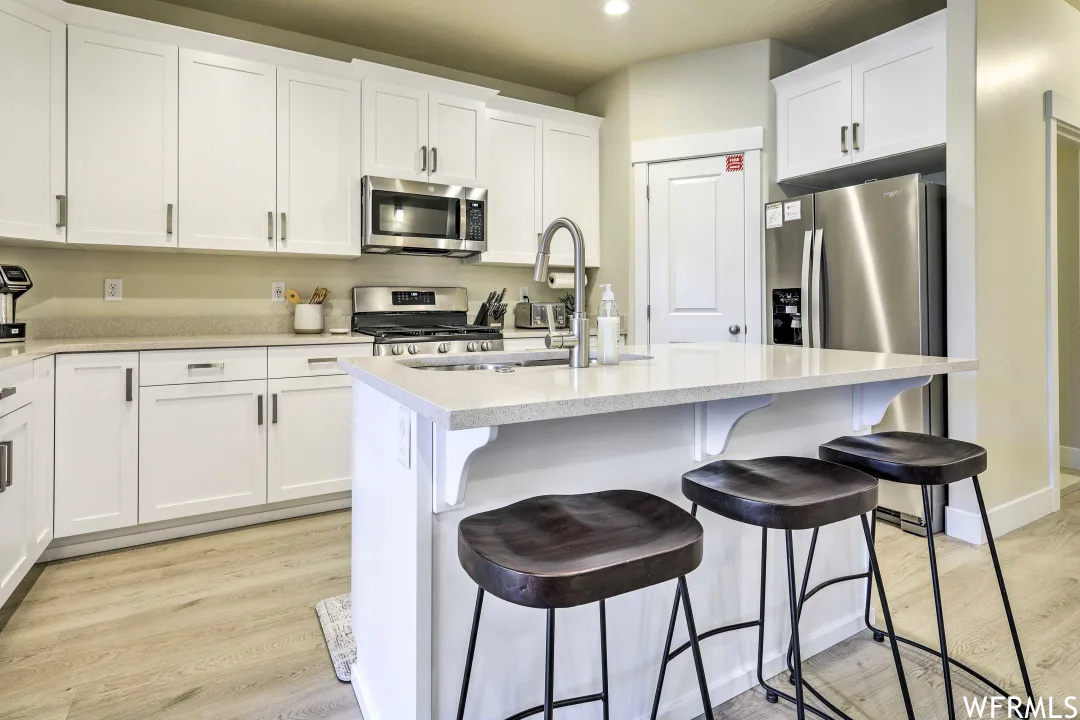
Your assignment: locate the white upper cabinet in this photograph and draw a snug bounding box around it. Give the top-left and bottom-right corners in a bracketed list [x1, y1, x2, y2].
[277, 68, 363, 256]
[0, 0, 65, 244]
[428, 93, 484, 186]
[773, 10, 946, 182]
[850, 30, 946, 164]
[54, 353, 139, 538]
[179, 50, 277, 252]
[68, 28, 179, 248]
[775, 68, 852, 180]
[363, 80, 429, 181]
[543, 120, 600, 268]
[474, 109, 543, 265]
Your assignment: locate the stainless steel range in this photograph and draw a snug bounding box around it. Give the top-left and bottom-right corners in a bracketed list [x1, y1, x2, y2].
[351, 286, 504, 357]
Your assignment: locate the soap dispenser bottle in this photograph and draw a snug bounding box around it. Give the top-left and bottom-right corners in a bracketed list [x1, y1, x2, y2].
[596, 284, 620, 365]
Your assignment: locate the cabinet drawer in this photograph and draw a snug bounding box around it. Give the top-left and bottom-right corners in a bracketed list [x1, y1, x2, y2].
[267, 344, 370, 379]
[139, 347, 267, 386]
[0, 361, 34, 418]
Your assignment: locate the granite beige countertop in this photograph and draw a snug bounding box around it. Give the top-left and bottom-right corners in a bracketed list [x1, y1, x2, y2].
[0, 333, 375, 372]
[339, 343, 978, 430]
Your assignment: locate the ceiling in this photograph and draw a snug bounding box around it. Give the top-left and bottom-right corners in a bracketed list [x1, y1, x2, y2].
[155, 0, 945, 96]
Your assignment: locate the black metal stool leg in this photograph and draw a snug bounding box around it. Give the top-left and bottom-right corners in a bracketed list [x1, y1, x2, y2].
[861, 514, 916, 720]
[599, 599, 610, 720]
[456, 587, 485, 720]
[649, 580, 682, 720]
[974, 475, 1035, 702]
[678, 576, 714, 719]
[544, 609, 555, 720]
[863, 509, 887, 642]
[785, 530, 807, 720]
[786, 527, 820, 682]
[922, 484, 956, 720]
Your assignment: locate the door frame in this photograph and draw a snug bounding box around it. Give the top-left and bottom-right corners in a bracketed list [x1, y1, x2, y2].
[631, 127, 764, 345]
[1044, 90, 1080, 515]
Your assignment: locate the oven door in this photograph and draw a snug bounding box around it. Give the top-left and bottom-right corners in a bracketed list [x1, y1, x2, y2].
[362, 177, 486, 256]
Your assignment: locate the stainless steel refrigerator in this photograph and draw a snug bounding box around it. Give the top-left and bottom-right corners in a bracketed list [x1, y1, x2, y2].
[764, 174, 946, 534]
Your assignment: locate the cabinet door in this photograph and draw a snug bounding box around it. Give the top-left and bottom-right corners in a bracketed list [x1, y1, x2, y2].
[0, 0, 65, 243]
[179, 50, 277, 252]
[267, 376, 351, 503]
[277, 69, 363, 256]
[140, 380, 267, 523]
[851, 31, 946, 163]
[473, 109, 542, 265]
[68, 28, 179, 248]
[0, 405, 32, 608]
[31, 357, 53, 557]
[775, 68, 852, 180]
[55, 353, 139, 538]
[362, 81, 428, 181]
[542, 120, 600, 268]
[428, 93, 484, 186]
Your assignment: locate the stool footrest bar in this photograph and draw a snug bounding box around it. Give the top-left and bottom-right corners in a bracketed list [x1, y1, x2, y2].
[667, 619, 761, 662]
[504, 692, 605, 720]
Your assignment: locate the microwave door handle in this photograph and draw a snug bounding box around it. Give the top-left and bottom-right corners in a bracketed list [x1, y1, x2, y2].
[810, 227, 825, 348]
[800, 229, 813, 348]
[459, 197, 468, 241]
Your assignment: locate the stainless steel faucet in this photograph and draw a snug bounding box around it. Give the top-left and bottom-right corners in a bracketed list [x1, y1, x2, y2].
[534, 217, 590, 368]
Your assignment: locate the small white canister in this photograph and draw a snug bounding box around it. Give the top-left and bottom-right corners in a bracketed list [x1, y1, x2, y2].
[294, 304, 325, 334]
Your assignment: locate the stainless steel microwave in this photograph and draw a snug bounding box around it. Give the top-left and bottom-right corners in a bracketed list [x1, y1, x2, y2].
[361, 176, 487, 257]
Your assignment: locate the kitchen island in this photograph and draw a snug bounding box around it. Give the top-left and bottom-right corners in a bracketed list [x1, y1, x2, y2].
[340, 343, 976, 720]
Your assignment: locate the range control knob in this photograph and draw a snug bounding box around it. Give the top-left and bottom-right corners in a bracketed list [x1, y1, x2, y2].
[438, 342, 451, 354]
[407, 344, 419, 355]
[391, 345, 404, 356]
[481, 340, 492, 351]
[467, 341, 479, 352]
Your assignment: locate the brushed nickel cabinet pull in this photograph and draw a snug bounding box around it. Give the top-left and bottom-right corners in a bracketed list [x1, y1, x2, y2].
[0, 441, 12, 491]
[187, 362, 224, 371]
[0, 387, 15, 401]
[268, 211, 275, 243]
[271, 393, 278, 424]
[852, 122, 861, 152]
[307, 357, 337, 365]
[420, 145, 428, 172]
[841, 125, 849, 154]
[431, 147, 438, 174]
[257, 394, 264, 426]
[125, 369, 133, 402]
[56, 195, 67, 228]
[280, 212, 287, 243]
[166, 204, 174, 236]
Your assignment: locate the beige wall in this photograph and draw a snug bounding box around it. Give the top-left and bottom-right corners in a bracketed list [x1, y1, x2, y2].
[1059, 141, 1080, 451]
[8, 0, 581, 333]
[953, 0, 1080, 510]
[575, 39, 814, 341]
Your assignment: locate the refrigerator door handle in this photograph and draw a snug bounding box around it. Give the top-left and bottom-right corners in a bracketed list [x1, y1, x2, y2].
[811, 227, 825, 348]
[800, 230, 814, 347]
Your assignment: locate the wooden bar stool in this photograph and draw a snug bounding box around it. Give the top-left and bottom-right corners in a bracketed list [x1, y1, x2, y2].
[650, 457, 915, 720]
[818, 431, 1034, 720]
[454, 490, 714, 720]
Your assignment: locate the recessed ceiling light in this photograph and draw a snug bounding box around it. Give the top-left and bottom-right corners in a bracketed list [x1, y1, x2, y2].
[603, 0, 630, 16]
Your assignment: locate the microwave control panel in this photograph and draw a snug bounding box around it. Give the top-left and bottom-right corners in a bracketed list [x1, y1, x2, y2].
[466, 200, 486, 242]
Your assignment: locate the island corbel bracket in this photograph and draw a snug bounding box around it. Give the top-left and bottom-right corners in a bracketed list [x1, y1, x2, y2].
[432, 425, 499, 514]
[851, 375, 932, 431]
[694, 394, 775, 461]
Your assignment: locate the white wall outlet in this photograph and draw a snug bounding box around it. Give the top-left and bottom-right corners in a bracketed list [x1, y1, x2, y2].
[271, 281, 286, 303]
[397, 406, 412, 468]
[104, 278, 122, 302]
[519, 286, 530, 302]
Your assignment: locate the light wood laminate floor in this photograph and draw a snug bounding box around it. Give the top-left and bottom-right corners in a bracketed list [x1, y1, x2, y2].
[1, 492, 1077, 720]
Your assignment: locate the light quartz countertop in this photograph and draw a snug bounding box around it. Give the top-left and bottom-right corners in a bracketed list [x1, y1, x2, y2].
[339, 343, 978, 430]
[0, 333, 376, 372]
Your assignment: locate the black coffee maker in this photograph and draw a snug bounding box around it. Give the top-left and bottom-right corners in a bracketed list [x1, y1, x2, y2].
[0, 265, 32, 342]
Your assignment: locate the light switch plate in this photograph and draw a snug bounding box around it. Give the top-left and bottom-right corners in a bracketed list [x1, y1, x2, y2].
[397, 406, 411, 468]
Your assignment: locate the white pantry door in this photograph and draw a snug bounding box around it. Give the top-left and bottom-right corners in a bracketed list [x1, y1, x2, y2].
[648, 155, 746, 344]
[179, 49, 277, 252]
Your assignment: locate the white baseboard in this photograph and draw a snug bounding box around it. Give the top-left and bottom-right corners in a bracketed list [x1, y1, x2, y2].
[654, 613, 866, 720]
[945, 485, 1054, 545]
[1061, 445, 1080, 471]
[41, 495, 351, 561]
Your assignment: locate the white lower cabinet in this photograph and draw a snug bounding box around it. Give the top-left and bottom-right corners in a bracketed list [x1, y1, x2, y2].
[0, 405, 33, 607]
[139, 380, 268, 523]
[55, 353, 139, 538]
[267, 375, 351, 503]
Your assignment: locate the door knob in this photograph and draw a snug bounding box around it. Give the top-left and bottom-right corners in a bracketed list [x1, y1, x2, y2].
[729, 325, 742, 335]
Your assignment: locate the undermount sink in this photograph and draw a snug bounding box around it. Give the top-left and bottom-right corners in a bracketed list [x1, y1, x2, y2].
[412, 354, 652, 372]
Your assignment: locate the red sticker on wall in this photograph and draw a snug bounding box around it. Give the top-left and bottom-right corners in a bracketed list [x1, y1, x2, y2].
[726, 154, 744, 172]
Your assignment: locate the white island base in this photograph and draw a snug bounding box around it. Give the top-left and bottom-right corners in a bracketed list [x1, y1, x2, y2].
[342, 344, 975, 720]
